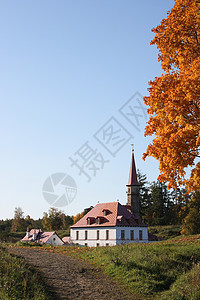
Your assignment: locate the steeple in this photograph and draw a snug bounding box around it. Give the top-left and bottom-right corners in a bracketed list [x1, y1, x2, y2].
[127, 151, 140, 186]
[126, 146, 140, 218]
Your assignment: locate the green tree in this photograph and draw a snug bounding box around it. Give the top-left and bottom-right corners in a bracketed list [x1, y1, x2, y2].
[61, 214, 73, 229]
[11, 207, 25, 232]
[143, 181, 174, 226]
[42, 208, 73, 231]
[137, 170, 151, 222]
[182, 192, 200, 234]
[0, 219, 12, 232]
[42, 208, 63, 231]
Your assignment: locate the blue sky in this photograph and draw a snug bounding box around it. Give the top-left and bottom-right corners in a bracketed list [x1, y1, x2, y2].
[0, 0, 175, 220]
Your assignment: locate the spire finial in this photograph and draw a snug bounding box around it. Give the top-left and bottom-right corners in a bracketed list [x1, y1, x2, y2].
[131, 143, 134, 153]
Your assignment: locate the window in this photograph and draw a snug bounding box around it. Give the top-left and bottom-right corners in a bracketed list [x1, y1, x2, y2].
[85, 243, 87, 246]
[76, 231, 79, 240]
[87, 218, 90, 225]
[96, 218, 100, 225]
[106, 243, 109, 246]
[103, 209, 109, 216]
[139, 230, 143, 240]
[130, 230, 134, 241]
[121, 230, 125, 240]
[96, 243, 99, 247]
[85, 230, 88, 240]
[106, 230, 109, 240]
[97, 230, 99, 240]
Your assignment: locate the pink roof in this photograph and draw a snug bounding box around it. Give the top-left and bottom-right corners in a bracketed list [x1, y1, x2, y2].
[127, 152, 139, 186]
[21, 229, 59, 244]
[71, 202, 146, 228]
[62, 236, 71, 244]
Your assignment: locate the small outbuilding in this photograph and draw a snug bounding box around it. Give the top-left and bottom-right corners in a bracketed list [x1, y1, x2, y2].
[21, 228, 64, 246]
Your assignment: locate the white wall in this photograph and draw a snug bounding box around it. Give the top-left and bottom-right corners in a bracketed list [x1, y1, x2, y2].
[70, 227, 117, 247]
[46, 233, 64, 246]
[116, 226, 148, 245]
[70, 226, 148, 247]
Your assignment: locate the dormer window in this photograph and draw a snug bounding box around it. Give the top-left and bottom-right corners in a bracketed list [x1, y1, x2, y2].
[103, 209, 107, 216]
[102, 209, 110, 216]
[87, 217, 95, 225]
[96, 216, 104, 225]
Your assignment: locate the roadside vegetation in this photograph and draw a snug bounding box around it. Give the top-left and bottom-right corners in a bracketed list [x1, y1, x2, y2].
[10, 234, 200, 299]
[0, 245, 52, 300]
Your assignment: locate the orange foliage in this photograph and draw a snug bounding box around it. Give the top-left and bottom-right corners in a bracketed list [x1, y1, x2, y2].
[73, 211, 85, 224]
[143, 0, 200, 192]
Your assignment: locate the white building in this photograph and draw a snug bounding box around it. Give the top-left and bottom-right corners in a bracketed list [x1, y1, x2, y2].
[70, 151, 149, 246]
[21, 229, 64, 246]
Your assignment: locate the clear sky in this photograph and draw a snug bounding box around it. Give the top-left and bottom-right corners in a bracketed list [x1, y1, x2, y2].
[0, 0, 175, 220]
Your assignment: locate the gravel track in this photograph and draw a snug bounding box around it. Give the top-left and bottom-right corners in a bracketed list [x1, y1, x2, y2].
[9, 247, 132, 300]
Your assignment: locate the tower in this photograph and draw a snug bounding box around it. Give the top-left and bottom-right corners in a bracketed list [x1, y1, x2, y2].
[126, 148, 140, 218]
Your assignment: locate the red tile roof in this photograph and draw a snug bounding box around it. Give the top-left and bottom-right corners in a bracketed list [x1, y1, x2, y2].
[127, 152, 139, 186]
[71, 202, 146, 228]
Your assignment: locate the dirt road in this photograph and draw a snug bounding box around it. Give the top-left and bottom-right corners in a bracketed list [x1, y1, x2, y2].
[9, 248, 132, 300]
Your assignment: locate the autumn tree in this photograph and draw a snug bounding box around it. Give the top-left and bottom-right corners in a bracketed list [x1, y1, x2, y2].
[143, 0, 200, 192]
[73, 206, 94, 224]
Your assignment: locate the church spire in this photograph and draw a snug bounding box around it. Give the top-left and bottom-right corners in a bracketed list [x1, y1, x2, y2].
[126, 146, 140, 218]
[127, 148, 139, 186]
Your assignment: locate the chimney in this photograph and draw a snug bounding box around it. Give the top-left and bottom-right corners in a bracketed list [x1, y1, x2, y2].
[32, 230, 37, 241]
[26, 226, 30, 238]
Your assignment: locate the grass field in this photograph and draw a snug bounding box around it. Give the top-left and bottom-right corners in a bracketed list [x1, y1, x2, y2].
[12, 234, 200, 299]
[148, 225, 181, 240]
[2, 226, 200, 299]
[0, 245, 53, 300]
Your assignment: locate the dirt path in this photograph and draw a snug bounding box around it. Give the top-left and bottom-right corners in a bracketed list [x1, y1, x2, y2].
[9, 247, 132, 300]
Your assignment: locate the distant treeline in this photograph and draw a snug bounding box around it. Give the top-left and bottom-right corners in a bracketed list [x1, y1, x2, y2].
[0, 207, 74, 233]
[1, 172, 200, 235]
[138, 171, 200, 234]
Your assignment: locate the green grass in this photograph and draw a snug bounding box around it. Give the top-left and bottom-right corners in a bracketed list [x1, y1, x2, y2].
[27, 234, 200, 299]
[0, 245, 52, 300]
[7, 229, 200, 299]
[148, 225, 181, 240]
[159, 262, 200, 299]
[0, 231, 25, 243]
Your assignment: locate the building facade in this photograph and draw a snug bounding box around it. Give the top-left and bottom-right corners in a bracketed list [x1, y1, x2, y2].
[71, 224, 148, 247]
